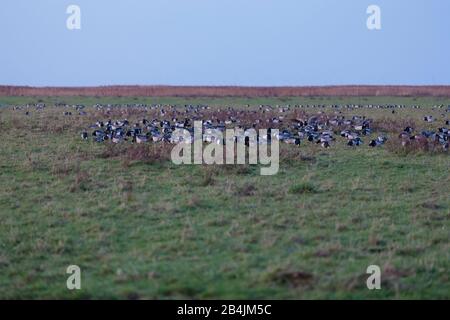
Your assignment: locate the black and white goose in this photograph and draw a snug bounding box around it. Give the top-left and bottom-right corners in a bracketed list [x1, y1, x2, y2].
[369, 136, 387, 147]
[347, 137, 363, 146]
[404, 126, 414, 134]
[136, 135, 149, 144]
[320, 141, 330, 148]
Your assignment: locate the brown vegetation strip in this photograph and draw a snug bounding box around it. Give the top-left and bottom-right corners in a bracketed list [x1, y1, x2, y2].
[2, 85, 450, 97]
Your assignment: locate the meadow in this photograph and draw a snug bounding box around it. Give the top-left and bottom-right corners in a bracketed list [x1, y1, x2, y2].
[0, 96, 448, 299]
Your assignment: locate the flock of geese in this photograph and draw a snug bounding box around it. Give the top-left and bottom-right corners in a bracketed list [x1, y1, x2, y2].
[11, 102, 450, 151]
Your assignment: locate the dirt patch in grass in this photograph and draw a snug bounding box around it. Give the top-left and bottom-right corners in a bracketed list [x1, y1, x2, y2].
[235, 183, 257, 196]
[269, 270, 315, 288]
[421, 202, 443, 210]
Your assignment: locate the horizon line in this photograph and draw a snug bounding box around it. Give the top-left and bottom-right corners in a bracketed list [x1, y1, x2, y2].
[2, 84, 450, 88]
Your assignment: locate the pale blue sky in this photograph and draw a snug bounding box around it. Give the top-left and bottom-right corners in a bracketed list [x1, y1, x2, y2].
[0, 0, 449, 86]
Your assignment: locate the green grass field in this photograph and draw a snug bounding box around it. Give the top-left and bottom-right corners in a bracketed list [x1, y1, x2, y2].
[0, 96, 449, 299]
